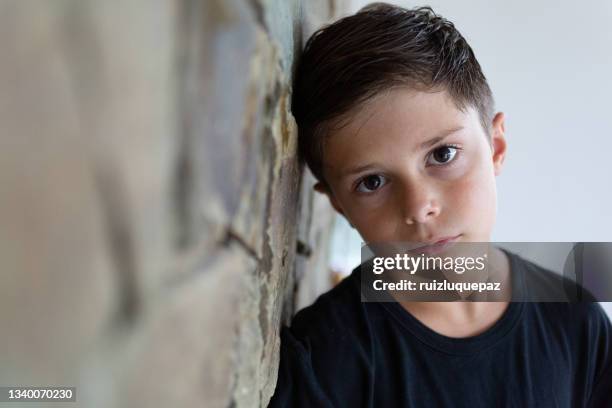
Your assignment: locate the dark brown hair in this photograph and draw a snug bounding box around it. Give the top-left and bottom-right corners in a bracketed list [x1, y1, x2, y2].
[292, 3, 495, 189]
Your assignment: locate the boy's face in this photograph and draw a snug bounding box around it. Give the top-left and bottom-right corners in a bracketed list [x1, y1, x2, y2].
[317, 88, 507, 246]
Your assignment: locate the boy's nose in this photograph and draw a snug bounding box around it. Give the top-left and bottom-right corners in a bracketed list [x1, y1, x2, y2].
[404, 207, 440, 225]
[401, 184, 440, 225]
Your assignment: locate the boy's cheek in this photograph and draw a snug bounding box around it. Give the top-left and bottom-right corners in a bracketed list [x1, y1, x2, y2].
[457, 171, 498, 237]
[345, 205, 399, 243]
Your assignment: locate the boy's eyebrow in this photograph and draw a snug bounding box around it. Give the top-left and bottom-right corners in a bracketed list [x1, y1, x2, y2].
[341, 126, 464, 177]
[420, 126, 464, 149]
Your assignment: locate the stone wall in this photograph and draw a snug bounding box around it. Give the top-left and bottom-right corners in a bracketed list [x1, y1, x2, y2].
[0, 1, 346, 407]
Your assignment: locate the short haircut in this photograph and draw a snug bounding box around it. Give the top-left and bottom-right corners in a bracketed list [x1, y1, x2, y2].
[292, 3, 495, 189]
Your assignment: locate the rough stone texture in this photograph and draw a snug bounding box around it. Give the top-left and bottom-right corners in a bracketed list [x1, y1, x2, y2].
[0, 0, 346, 407]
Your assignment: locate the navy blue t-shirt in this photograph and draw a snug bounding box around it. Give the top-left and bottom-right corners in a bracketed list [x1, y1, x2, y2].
[268, 249, 612, 407]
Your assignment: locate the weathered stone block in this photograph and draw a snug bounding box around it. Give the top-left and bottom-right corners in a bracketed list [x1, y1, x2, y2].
[99, 245, 256, 408]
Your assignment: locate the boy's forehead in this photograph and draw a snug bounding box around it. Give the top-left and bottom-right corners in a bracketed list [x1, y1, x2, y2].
[323, 88, 478, 171]
[334, 88, 465, 138]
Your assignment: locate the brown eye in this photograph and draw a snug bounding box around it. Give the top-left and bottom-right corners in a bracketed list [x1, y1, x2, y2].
[429, 145, 459, 165]
[356, 175, 387, 193]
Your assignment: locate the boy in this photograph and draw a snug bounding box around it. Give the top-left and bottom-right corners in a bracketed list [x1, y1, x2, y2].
[269, 3, 612, 407]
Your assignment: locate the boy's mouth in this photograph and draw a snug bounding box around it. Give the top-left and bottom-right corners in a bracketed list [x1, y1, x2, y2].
[415, 234, 462, 256]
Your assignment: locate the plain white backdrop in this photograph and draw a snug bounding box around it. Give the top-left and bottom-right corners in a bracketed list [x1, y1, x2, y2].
[329, 0, 612, 316]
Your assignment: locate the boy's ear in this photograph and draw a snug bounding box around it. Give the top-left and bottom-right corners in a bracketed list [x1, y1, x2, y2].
[490, 112, 507, 176]
[314, 182, 346, 217]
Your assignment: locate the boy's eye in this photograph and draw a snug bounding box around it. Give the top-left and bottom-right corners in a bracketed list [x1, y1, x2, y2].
[428, 145, 460, 165]
[356, 174, 387, 193]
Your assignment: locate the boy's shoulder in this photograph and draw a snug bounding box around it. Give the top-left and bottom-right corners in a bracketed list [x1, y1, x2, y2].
[507, 248, 599, 303]
[508, 250, 610, 333]
[289, 267, 368, 342]
[273, 267, 380, 407]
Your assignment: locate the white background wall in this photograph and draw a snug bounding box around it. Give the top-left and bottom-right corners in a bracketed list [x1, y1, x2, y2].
[330, 0, 612, 317]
